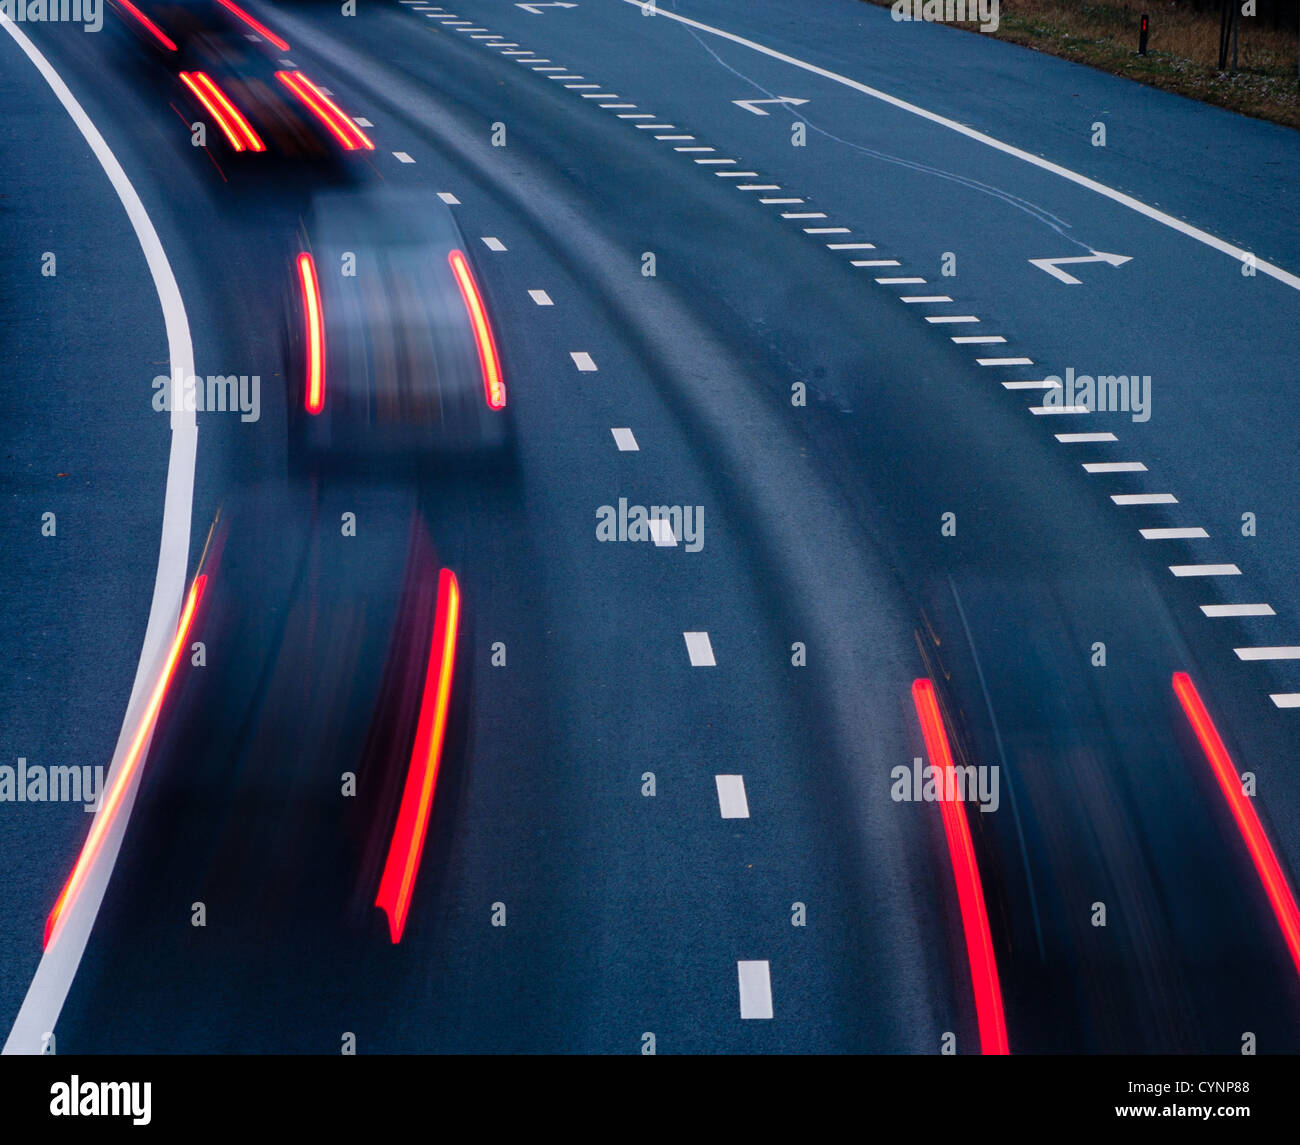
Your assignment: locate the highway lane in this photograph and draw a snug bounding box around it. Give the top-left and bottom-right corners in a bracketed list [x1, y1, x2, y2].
[3, 0, 1299, 1054]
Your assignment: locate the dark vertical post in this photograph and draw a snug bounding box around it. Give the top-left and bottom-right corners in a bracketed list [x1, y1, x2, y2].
[1139, 13, 1149, 54]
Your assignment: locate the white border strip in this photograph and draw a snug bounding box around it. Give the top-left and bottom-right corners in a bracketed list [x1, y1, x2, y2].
[619, 0, 1300, 292]
[3, 12, 197, 1054]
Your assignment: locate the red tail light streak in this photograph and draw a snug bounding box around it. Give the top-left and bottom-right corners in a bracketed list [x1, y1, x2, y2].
[275, 71, 374, 151]
[297, 252, 325, 415]
[448, 250, 506, 411]
[112, 0, 177, 51]
[1173, 671, 1300, 980]
[911, 678, 1010, 1055]
[215, 0, 289, 52]
[179, 72, 265, 153]
[376, 569, 460, 943]
[44, 575, 208, 949]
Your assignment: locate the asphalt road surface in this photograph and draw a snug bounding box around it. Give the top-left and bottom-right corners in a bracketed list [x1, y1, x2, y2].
[2, 0, 1299, 1055]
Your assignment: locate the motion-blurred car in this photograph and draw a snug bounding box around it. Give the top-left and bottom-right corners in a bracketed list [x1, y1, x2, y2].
[108, 0, 373, 159]
[177, 31, 374, 159]
[283, 190, 512, 470]
[43, 492, 464, 953]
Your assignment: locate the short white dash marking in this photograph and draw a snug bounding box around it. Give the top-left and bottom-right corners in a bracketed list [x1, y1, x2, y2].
[977, 357, 1034, 366]
[951, 335, 1006, 344]
[675, 146, 715, 152]
[528, 289, 553, 305]
[901, 295, 952, 303]
[648, 518, 678, 547]
[481, 236, 507, 251]
[1169, 564, 1241, 577]
[354, 117, 373, 127]
[715, 775, 750, 819]
[781, 211, 827, 218]
[805, 226, 850, 233]
[737, 961, 773, 1020]
[683, 631, 716, 666]
[715, 172, 759, 177]
[1270, 694, 1300, 708]
[1029, 405, 1090, 415]
[1055, 432, 1116, 442]
[393, 151, 415, 163]
[1234, 646, 1300, 660]
[875, 277, 925, 284]
[925, 315, 978, 323]
[695, 158, 737, 164]
[1003, 380, 1060, 390]
[570, 351, 597, 372]
[437, 191, 460, 204]
[827, 242, 874, 249]
[1140, 527, 1208, 539]
[1201, 604, 1274, 617]
[610, 427, 639, 451]
[1083, 461, 1147, 473]
[1112, 493, 1177, 505]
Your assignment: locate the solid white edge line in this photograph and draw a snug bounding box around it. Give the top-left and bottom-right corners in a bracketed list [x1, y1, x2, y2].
[616, 0, 1300, 292]
[3, 11, 196, 1055]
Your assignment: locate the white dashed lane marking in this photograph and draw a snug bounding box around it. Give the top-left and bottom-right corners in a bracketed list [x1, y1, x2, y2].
[1271, 694, 1300, 708]
[648, 518, 678, 547]
[901, 295, 952, 303]
[528, 289, 553, 305]
[481, 236, 507, 251]
[393, 151, 415, 163]
[570, 351, 597, 371]
[354, 117, 373, 127]
[715, 775, 750, 819]
[827, 242, 874, 250]
[437, 191, 459, 204]
[737, 961, 773, 1020]
[1140, 527, 1208, 539]
[977, 356, 1034, 366]
[683, 631, 716, 666]
[1113, 493, 1177, 504]
[1202, 604, 1275, 617]
[1057, 432, 1116, 442]
[610, 427, 639, 451]
[1083, 462, 1147, 473]
[1169, 564, 1241, 577]
[925, 315, 978, 323]
[876, 277, 925, 284]
[1029, 405, 1090, 415]
[951, 335, 1005, 344]
[1234, 646, 1300, 660]
[1003, 380, 1060, 390]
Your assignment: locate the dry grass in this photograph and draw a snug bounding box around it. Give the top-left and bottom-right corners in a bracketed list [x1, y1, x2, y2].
[863, 0, 1300, 128]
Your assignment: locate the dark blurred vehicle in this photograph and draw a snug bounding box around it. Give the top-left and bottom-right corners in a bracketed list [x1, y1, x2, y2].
[43, 492, 463, 955]
[107, 0, 374, 158]
[178, 32, 374, 158]
[283, 190, 513, 471]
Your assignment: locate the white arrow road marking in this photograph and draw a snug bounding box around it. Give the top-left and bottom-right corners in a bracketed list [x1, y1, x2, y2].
[732, 95, 809, 116]
[618, 1, 1300, 290]
[1028, 250, 1132, 285]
